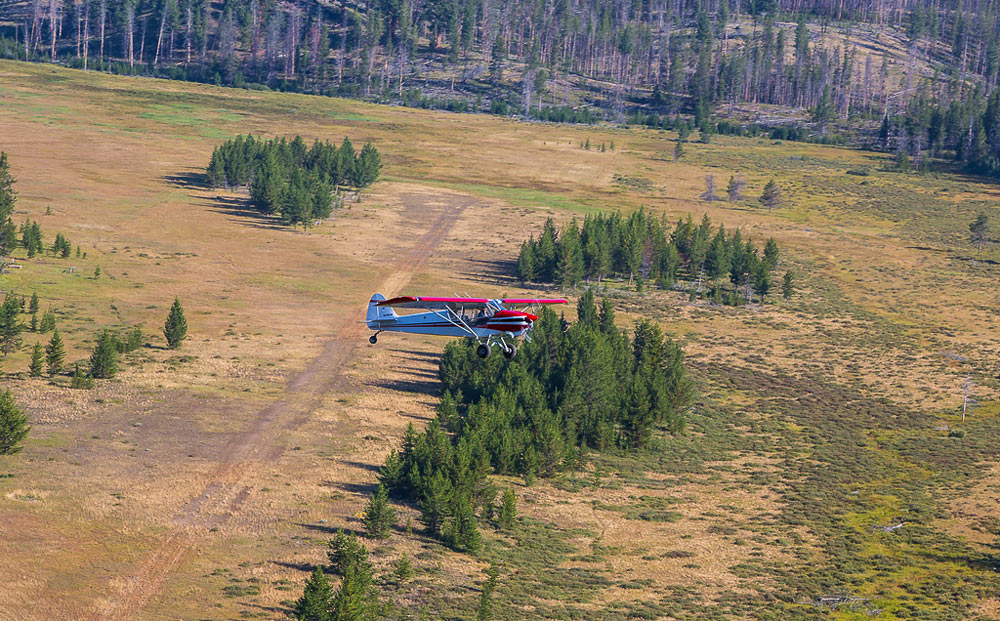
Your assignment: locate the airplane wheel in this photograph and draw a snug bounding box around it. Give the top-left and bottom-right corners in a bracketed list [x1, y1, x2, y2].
[502, 344, 517, 360]
[369, 335, 378, 344]
[476, 344, 491, 359]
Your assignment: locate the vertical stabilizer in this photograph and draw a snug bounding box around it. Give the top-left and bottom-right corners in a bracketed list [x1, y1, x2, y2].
[367, 293, 397, 328]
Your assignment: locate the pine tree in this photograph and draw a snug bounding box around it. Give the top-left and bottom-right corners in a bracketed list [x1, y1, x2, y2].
[476, 564, 500, 621]
[763, 238, 780, 270]
[444, 494, 481, 552]
[28, 292, 39, 315]
[293, 567, 333, 621]
[673, 140, 684, 161]
[555, 219, 584, 288]
[498, 488, 517, 529]
[726, 175, 744, 202]
[393, 554, 414, 583]
[163, 298, 188, 349]
[29, 342, 43, 377]
[363, 485, 396, 539]
[970, 212, 989, 255]
[94, 265, 101, 279]
[353, 143, 382, 191]
[761, 179, 781, 212]
[46, 329, 65, 375]
[39, 310, 56, 333]
[0, 152, 16, 257]
[0, 389, 30, 455]
[89, 330, 119, 379]
[0, 295, 22, 360]
[782, 270, 795, 299]
[418, 470, 452, 536]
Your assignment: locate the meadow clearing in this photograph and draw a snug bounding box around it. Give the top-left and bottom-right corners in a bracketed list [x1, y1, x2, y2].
[0, 59, 998, 619]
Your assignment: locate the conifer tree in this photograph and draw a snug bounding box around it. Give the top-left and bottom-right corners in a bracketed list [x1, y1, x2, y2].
[163, 298, 188, 349]
[576, 289, 598, 328]
[0, 389, 30, 455]
[393, 554, 414, 583]
[46, 329, 65, 375]
[498, 488, 517, 529]
[418, 470, 452, 536]
[673, 140, 684, 161]
[444, 494, 481, 552]
[89, 330, 118, 379]
[476, 564, 500, 621]
[363, 485, 396, 539]
[293, 567, 333, 621]
[353, 143, 382, 191]
[39, 310, 56, 333]
[29, 292, 39, 315]
[0, 152, 16, 257]
[29, 342, 43, 377]
[0, 295, 22, 360]
[970, 212, 989, 255]
[782, 270, 795, 299]
[726, 175, 744, 202]
[516, 239, 536, 283]
[555, 219, 584, 288]
[761, 179, 781, 212]
[763, 238, 780, 270]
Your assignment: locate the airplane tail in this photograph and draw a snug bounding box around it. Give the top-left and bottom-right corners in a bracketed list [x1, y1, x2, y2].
[367, 293, 397, 328]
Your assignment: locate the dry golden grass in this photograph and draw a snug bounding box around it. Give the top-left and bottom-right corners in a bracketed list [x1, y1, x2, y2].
[0, 58, 998, 619]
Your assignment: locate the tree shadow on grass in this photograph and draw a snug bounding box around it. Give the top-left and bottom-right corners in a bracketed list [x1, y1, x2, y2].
[161, 170, 207, 190]
[463, 257, 518, 285]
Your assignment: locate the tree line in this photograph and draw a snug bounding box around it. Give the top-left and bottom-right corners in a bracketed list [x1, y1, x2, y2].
[375, 292, 692, 553]
[517, 210, 789, 305]
[206, 134, 381, 227]
[4, 1, 1000, 146]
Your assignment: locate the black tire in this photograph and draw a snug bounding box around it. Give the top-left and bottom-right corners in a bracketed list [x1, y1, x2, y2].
[476, 344, 491, 359]
[369, 334, 378, 344]
[502, 344, 517, 360]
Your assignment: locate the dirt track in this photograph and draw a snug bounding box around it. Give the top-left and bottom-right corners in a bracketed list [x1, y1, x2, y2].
[96, 191, 471, 620]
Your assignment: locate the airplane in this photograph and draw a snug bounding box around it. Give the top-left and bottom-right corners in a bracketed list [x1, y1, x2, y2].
[366, 294, 568, 359]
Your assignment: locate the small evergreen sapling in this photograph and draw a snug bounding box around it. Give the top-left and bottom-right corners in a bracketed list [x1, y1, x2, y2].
[0, 389, 30, 455]
[29, 342, 43, 377]
[293, 567, 333, 621]
[163, 298, 188, 349]
[363, 485, 396, 539]
[89, 330, 118, 379]
[45, 329, 64, 375]
[498, 488, 517, 529]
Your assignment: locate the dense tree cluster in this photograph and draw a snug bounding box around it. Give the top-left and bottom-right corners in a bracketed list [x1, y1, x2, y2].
[206, 134, 380, 226]
[291, 530, 383, 620]
[0, 388, 30, 456]
[6, 0, 1000, 148]
[886, 87, 1000, 178]
[0, 152, 17, 256]
[378, 293, 692, 548]
[517, 211, 782, 303]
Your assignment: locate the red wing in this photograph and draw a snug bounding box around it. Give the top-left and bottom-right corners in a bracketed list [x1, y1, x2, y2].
[502, 298, 568, 305]
[377, 296, 491, 310]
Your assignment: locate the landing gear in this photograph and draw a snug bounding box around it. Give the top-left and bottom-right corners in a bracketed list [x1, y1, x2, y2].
[369, 332, 380, 344]
[476, 343, 491, 359]
[502, 344, 517, 360]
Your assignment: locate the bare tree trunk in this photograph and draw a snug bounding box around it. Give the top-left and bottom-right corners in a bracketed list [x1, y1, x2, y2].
[139, 16, 148, 65]
[99, 0, 106, 62]
[155, 3, 168, 67]
[75, 0, 82, 58]
[127, 3, 135, 68]
[185, 6, 191, 66]
[49, 0, 57, 61]
[83, 3, 89, 69]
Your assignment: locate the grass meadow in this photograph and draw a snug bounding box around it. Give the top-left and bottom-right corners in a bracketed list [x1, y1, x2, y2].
[0, 59, 998, 619]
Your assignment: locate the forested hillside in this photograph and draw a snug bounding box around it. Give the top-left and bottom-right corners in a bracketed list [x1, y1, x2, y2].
[4, 0, 1000, 175]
